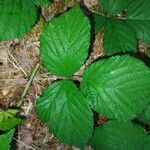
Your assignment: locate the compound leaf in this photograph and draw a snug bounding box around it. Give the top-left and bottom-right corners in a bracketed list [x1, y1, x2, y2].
[0, 129, 15, 150]
[99, 0, 131, 16]
[0, 0, 38, 41]
[81, 55, 150, 122]
[103, 18, 137, 55]
[126, 0, 150, 44]
[36, 80, 93, 148]
[90, 121, 146, 150]
[40, 4, 90, 77]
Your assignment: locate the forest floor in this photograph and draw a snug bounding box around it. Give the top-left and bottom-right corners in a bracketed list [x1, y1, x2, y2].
[0, 0, 149, 149]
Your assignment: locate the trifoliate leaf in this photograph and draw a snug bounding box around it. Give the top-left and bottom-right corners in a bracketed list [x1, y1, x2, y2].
[40, 4, 90, 77]
[0, 129, 15, 150]
[126, 0, 150, 44]
[36, 80, 93, 148]
[138, 103, 150, 123]
[99, 0, 131, 16]
[0, 0, 38, 41]
[90, 122, 146, 150]
[81, 55, 150, 122]
[93, 13, 106, 33]
[33, 0, 52, 6]
[103, 18, 137, 55]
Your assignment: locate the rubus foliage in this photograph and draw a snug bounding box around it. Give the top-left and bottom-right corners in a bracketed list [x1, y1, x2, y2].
[36, 3, 150, 149]
[94, 0, 150, 55]
[0, 0, 150, 149]
[36, 80, 93, 148]
[0, 109, 23, 131]
[40, 4, 90, 77]
[0, 0, 38, 41]
[0, 129, 15, 150]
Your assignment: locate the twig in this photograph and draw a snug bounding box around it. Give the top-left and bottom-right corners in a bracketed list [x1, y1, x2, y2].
[17, 63, 40, 107]
[7, 49, 28, 76]
[13, 138, 36, 150]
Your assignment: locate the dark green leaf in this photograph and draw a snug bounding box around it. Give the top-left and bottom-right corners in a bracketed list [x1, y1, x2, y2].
[126, 0, 150, 44]
[36, 80, 93, 148]
[0, 0, 38, 41]
[40, 4, 90, 77]
[81, 55, 150, 122]
[99, 0, 131, 16]
[90, 121, 146, 150]
[0, 129, 15, 150]
[93, 13, 106, 33]
[103, 18, 137, 55]
[138, 103, 150, 123]
[143, 136, 150, 150]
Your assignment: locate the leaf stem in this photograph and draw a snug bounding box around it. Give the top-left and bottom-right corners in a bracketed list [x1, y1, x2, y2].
[17, 63, 40, 107]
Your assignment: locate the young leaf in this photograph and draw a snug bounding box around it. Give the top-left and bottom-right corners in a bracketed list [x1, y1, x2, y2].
[93, 13, 106, 33]
[90, 122, 146, 150]
[81, 55, 150, 122]
[0, 129, 15, 150]
[126, 0, 150, 44]
[103, 18, 137, 55]
[0, 109, 23, 131]
[40, 4, 90, 77]
[0, 0, 38, 41]
[138, 103, 150, 123]
[99, 0, 131, 16]
[0, 118, 23, 131]
[33, 0, 52, 6]
[36, 80, 93, 148]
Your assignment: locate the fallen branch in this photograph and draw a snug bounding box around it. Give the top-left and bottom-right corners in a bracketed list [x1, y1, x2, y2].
[17, 63, 40, 107]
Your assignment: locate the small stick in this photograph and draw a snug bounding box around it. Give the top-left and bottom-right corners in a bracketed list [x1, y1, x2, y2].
[17, 63, 40, 107]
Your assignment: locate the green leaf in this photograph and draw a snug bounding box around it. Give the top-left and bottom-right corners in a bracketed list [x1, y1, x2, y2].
[40, 4, 90, 77]
[93, 13, 106, 33]
[126, 0, 150, 44]
[143, 136, 150, 150]
[0, 129, 15, 150]
[0, 0, 38, 41]
[138, 103, 150, 123]
[0, 109, 23, 131]
[33, 0, 52, 6]
[99, 0, 131, 16]
[0, 118, 23, 131]
[36, 80, 93, 148]
[103, 18, 137, 55]
[81, 55, 150, 122]
[90, 121, 146, 150]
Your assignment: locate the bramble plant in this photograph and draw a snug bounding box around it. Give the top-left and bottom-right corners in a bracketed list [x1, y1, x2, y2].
[0, 0, 150, 150]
